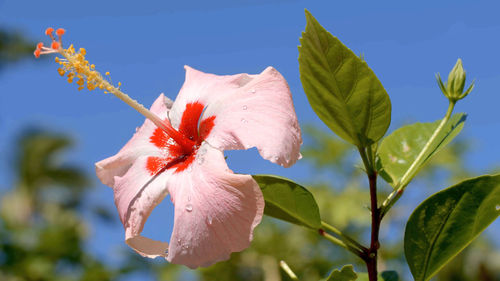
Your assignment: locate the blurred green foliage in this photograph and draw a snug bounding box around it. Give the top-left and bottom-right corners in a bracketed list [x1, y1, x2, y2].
[0, 28, 35, 70]
[0, 130, 116, 280]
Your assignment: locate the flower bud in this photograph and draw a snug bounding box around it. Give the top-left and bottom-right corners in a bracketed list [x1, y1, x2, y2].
[436, 58, 475, 102]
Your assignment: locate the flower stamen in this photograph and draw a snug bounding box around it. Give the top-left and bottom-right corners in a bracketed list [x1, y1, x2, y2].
[34, 27, 196, 153]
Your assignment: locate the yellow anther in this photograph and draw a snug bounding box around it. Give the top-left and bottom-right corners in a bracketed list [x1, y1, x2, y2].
[46, 38, 123, 96]
[118, 82, 122, 87]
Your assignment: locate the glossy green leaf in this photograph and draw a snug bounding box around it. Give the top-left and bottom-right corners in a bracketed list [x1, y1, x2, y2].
[378, 113, 466, 186]
[298, 10, 391, 147]
[253, 175, 321, 229]
[326, 264, 357, 281]
[357, 271, 399, 281]
[404, 174, 500, 281]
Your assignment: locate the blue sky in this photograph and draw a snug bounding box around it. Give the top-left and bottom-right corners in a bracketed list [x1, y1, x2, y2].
[1, 0, 499, 277]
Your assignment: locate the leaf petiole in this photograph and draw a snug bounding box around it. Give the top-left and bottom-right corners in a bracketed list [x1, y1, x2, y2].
[321, 221, 368, 253]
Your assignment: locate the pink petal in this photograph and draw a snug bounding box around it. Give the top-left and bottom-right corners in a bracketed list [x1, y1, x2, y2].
[113, 155, 171, 258]
[169, 66, 302, 167]
[96, 94, 173, 186]
[166, 143, 264, 268]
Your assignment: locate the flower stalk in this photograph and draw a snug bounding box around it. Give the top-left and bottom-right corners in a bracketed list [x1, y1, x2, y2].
[380, 100, 456, 218]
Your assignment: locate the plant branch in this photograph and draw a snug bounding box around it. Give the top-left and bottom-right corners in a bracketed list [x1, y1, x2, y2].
[366, 171, 380, 281]
[380, 101, 456, 218]
[358, 145, 380, 281]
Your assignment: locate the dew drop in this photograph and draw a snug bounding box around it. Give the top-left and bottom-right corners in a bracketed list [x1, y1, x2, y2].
[241, 118, 248, 124]
[177, 238, 181, 244]
[242, 105, 248, 110]
[273, 156, 279, 161]
[250, 89, 256, 94]
[197, 157, 205, 165]
[496, 204, 500, 211]
[187, 195, 191, 202]
[208, 216, 213, 225]
[185, 204, 193, 212]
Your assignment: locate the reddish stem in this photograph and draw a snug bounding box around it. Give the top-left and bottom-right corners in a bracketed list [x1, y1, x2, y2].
[366, 172, 381, 281]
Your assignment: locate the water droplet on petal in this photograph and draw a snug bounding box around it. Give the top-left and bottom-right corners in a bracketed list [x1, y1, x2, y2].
[198, 157, 204, 165]
[187, 195, 191, 202]
[185, 204, 193, 212]
[250, 89, 256, 94]
[208, 216, 213, 225]
[241, 118, 248, 124]
[177, 238, 181, 244]
[273, 156, 279, 161]
[242, 105, 248, 110]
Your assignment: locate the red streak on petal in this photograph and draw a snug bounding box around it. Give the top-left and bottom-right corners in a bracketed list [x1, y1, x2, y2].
[178, 102, 204, 141]
[146, 156, 166, 175]
[150, 127, 170, 149]
[199, 116, 215, 142]
[147, 101, 216, 175]
[172, 154, 196, 172]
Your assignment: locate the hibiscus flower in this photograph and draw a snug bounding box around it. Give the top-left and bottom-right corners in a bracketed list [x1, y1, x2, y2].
[95, 66, 302, 268]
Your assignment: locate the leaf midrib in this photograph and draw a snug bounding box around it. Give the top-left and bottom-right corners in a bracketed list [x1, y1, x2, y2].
[420, 195, 463, 281]
[265, 199, 309, 227]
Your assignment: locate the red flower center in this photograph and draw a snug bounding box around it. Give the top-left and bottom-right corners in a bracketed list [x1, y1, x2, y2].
[146, 102, 215, 174]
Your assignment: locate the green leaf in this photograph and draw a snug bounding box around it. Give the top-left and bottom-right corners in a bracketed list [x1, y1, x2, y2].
[378, 113, 466, 186]
[298, 10, 391, 147]
[253, 175, 321, 229]
[326, 264, 357, 281]
[404, 174, 500, 281]
[357, 271, 399, 281]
